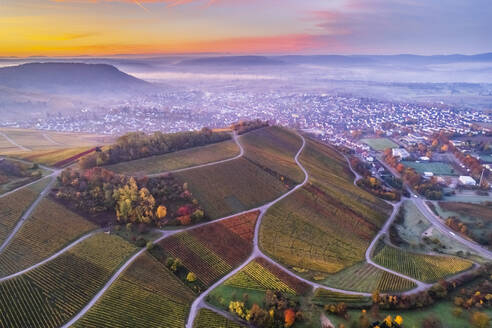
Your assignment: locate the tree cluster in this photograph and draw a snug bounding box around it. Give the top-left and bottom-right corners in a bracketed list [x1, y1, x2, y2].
[226, 291, 303, 328]
[54, 167, 205, 227]
[0, 159, 41, 184]
[231, 119, 269, 135]
[79, 128, 231, 168]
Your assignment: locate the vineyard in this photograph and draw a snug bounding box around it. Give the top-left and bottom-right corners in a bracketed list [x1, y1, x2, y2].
[311, 289, 372, 307]
[218, 210, 259, 242]
[0, 233, 136, 328]
[175, 157, 288, 219]
[158, 233, 233, 287]
[74, 252, 195, 328]
[0, 179, 48, 244]
[224, 258, 310, 296]
[259, 140, 392, 276]
[323, 262, 417, 292]
[193, 309, 244, 328]
[373, 244, 473, 282]
[0, 198, 96, 276]
[106, 139, 240, 175]
[15, 147, 92, 166]
[240, 126, 305, 183]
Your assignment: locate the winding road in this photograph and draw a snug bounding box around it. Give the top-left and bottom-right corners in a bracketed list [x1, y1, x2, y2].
[0, 131, 31, 152]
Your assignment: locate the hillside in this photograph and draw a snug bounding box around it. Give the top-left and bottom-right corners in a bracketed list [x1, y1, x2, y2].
[0, 62, 154, 95]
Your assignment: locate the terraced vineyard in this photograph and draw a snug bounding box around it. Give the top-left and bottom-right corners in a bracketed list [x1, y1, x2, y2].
[311, 289, 372, 307]
[322, 261, 416, 292]
[240, 126, 304, 183]
[0, 179, 49, 245]
[15, 147, 92, 166]
[224, 258, 310, 295]
[155, 212, 259, 287]
[106, 139, 240, 175]
[175, 157, 289, 219]
[73, 252, 195, 328]
[193, 309, 244, 328]
[0, 233, 136, 328]
[260, 139, 392, 275]
[373, 244, 473, 282]
[0, 197, 97, 276]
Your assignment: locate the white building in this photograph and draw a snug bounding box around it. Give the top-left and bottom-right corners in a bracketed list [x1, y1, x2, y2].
[392, 148, 410, 159]
[424, 172, 434, 178]
[459, 176, 476, 186]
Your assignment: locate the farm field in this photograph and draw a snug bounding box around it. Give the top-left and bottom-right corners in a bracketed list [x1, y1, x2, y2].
[0, 233, 136, 328]
[106, 139, 240, 175]
[73, 252, 195, 328]
[0, 178, 50, 245]
[14, 147, 93, 166]
[311, 289, 372, 307]
[193, 309, 244, 328]
[175, 157, 289, 219]
[401, 160, 457, 176]
[260, 139, 391, 276]
[360, 137, 399, 151]
[0, 128, 112, 155]
[322, 261, 416, 293]
[223, 258, 311, 296]
[0, 197, 97, 276]
[373, 243, 473, 283]
[153, 212, 259, 288]
[240, 126, 304, 183]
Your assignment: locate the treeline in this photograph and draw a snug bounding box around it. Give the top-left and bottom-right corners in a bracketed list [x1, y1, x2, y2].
[79, 127, 231, 168]
[231, 119, 269, 135]
[54, 167, 205, 227]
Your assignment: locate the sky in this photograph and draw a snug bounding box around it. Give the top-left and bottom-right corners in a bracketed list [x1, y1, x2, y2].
[0, 0, 491, 56]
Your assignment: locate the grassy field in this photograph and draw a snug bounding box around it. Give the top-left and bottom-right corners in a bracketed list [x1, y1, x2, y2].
[175, 157, 289, 219]
[260, 139, 391, 277]
[106, 139, 240, 175]
[0, 179, 50, 245]
[322, 261, 416, 293]
[74, 252, 195, 328]
[436, 201, 492, 247]
[373, 244, 473, 283]
[194, 309, 244, 328]
[0, 197, 97, 276]
[0, 233, 136, 328]
[360, 137, 399, 151]
[328, 300, 492, 328]
[401, 161, 457, 176]
[240, 126, 304, 183]
[0, 128, 112, 155]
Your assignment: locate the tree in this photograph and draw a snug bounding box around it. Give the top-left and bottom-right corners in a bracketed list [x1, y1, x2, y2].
[186, 272, 197, 282]
[156, 205, 167, 220]
[470, 312, 490, 328]
[284, 308, 296, 327]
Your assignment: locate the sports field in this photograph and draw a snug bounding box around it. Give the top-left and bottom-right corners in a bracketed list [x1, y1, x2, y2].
[106, 139, 239, 175]
[360, 137, 399, 151]
[401, 161, 457, 175]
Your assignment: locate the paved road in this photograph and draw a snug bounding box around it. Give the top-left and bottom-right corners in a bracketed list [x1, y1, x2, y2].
[148, 133, 244, 177]
[0, 131, 31, 152]
[412, 196, 492, 260]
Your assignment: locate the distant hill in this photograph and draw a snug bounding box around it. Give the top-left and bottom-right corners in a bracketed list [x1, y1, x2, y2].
[176, 55, 284, 66]
[0, 62, 155, 95]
